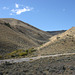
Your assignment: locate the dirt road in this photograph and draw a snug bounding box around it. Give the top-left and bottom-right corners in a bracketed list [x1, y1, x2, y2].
[0, 53, 75, 64]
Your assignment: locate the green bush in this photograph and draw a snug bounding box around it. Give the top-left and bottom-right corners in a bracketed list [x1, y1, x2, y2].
[28, 48, 35, 52]
[6, 48, 36, 58]
[19, 52, 28, 56]
[7, 49, 23, 57]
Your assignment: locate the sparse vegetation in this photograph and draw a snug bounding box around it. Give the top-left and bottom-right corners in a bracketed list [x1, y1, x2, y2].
[0, 54, 75, 75]
[19, 52, 28, 56]
[6, 48, 36, 59]
[57, 36, 60, 39]
[3, 61, 12, 65]
[0, 55, 2, 59]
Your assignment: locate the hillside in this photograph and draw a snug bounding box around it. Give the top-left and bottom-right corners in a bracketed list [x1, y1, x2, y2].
[37, 27, 75, 55]
[0, 18, 51, 56]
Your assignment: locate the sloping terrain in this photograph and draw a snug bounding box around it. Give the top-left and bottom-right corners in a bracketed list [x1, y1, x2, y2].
[37, 27, 75, 55]
[0, 18, 51, 56]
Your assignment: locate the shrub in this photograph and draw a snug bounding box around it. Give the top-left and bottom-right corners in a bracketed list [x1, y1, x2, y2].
[0, 55, 2, 59]
[10, 51, 17, 54]
[7, 49, 23, 55]
[4, 61, 12, 65]
[19, 52, 28, 56]
[11, 55, 15, 57]
[57, 36, 60, 39]
[25, 50, 28, 53]
[7, 51, 17, 56]
[6, 48, 36, 58]
[4, 22, 11, 28]
[28, 49, 32, 54]
[28, 48, 36, 53]
[18, 48, 36, 56]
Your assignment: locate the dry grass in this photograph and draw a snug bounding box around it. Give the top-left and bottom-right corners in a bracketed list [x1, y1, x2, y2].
[0, 18, 51, 56]
[37, 27, 75, 55]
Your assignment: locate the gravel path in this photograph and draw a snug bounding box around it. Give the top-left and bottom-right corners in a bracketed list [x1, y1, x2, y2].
[0, 53, 75, 64]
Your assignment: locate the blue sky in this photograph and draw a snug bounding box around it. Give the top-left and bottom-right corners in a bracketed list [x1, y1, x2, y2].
[0, 0, 75, 31]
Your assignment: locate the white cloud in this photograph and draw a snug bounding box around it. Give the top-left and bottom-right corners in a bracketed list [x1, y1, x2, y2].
[10, 3, 33, 15]
[15, 3, 19, 8]
[11, 7, 33, 15]
[3, 7, 9, 10]
[10, 13, 13, 15]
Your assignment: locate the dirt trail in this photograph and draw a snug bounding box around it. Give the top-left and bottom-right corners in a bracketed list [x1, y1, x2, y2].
[0, 53, 75, 64]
